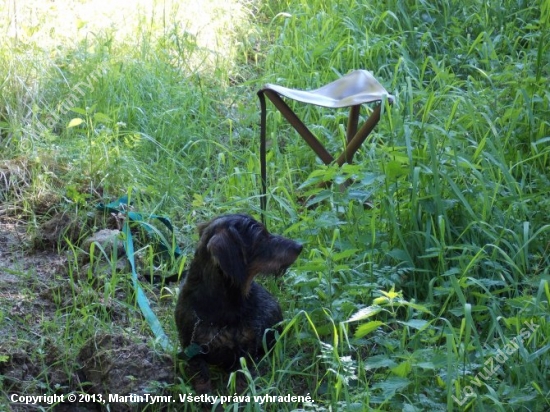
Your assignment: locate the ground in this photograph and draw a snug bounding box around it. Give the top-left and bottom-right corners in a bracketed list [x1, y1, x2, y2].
[0, 214, 176, 412]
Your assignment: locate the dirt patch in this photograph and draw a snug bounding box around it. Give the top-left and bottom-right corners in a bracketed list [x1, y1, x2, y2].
[33, 211, 86, 250]
[0, 215, 179, 412]
[78, 333, 174, 404]
[0, 338, 74, 404]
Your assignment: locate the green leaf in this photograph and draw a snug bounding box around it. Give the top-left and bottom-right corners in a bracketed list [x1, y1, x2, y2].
[346, 305, 382, 322]
[391, 360, 412, 377]
[331, 248, 359, 262]
[385, 159, 407, 179]
[398, 319, 430, 330]
[70, 107, 87, 115]
[399, 300, 433, 314]
[93, 112, 112, 123]
[364, 355, 397, 370]
[416, 361, 436, 370]
[354, 320, 384, 338]
[371, 376, 411, 397]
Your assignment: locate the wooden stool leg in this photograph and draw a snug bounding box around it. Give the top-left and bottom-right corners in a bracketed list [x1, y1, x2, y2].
[263, 90, 334, 165]
[344, 105, 361, 164]
[346, 106, 360, 144]
[336, 104, 382, 166]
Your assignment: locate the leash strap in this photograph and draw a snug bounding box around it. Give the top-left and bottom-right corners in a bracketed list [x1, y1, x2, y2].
[96, 195, 177, 352]
[258, 90, 268, 222]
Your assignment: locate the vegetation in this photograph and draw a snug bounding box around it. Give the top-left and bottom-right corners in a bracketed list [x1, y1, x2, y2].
[1, 0, 549, 411]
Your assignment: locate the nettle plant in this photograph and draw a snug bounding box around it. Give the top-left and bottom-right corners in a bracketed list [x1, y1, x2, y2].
[343, 287, 444, 402]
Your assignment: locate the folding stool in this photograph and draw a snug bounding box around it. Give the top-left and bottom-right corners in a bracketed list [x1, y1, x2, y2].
[258, 70, 394, 215]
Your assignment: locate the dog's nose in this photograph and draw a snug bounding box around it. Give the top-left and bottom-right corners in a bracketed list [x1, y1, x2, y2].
[294, 243, 303, 255]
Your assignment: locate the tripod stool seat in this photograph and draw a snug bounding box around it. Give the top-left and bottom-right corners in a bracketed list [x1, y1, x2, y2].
[258, 70, 393, 216]
[264, 70, 393, 108]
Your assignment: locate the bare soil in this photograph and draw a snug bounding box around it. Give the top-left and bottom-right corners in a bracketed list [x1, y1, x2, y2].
[0, 216, 176, 412]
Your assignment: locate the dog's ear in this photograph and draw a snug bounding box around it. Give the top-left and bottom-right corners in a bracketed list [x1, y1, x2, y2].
[206, 226, 247, 287]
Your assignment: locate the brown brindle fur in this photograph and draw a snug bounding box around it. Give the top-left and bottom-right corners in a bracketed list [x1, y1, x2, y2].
[175, 214, 302, 394]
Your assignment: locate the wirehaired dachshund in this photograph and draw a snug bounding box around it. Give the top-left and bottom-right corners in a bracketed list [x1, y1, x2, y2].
[175, 214, 302, 394]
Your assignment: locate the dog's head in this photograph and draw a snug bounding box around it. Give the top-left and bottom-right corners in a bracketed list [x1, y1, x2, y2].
[196, 214, 302, 294]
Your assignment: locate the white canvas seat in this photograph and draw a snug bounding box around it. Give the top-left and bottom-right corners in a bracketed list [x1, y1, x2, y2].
[258, 70, 394, 214]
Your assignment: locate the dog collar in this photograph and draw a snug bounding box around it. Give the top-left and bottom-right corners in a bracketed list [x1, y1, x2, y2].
[183, 312, 226, 359]
[183, 342, 203, 359]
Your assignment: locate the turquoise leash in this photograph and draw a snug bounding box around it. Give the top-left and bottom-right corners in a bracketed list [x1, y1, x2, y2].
[96, 195, 180, 352]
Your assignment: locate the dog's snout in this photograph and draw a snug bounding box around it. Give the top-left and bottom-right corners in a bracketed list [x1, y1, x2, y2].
[272, 236, 303, 258]
[284, 241, 302, 266]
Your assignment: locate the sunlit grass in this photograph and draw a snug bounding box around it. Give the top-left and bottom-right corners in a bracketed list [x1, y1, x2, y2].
[2, 0, 252, 71]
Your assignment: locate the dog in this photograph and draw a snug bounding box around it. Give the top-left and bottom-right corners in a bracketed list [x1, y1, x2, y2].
[174, 214, 302, 394]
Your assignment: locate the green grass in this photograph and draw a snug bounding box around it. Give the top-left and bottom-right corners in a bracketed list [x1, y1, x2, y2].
[1, 0, 549, 411]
